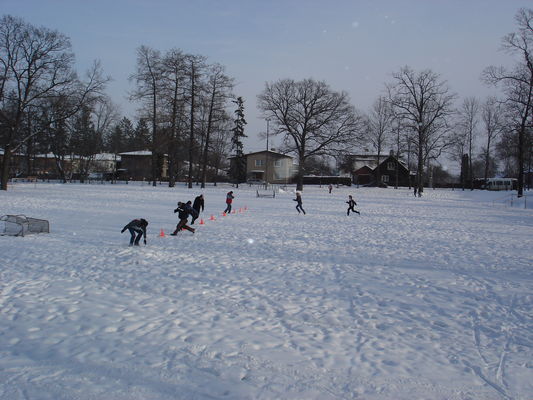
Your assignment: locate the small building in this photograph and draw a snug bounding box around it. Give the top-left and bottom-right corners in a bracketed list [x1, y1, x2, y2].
[341, 153, 413, 187]
[119, 150, 168, 181]
[230, 150, 297, 184]
[373, 155, 412, 187]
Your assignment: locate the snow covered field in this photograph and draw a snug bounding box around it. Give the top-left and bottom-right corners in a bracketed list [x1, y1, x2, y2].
[1, 182, 532, 400]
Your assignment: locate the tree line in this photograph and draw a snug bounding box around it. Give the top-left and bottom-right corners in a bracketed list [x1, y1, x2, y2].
[1, 9, 532, 195]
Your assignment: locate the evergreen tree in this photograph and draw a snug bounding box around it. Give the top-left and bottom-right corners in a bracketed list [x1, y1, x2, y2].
[230, 97, 247, 185]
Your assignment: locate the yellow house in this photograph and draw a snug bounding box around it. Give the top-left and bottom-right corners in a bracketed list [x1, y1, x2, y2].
[244, 150, 296, 184]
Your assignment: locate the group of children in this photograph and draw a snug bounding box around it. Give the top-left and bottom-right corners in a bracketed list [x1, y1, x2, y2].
[122, 190, 360, 246]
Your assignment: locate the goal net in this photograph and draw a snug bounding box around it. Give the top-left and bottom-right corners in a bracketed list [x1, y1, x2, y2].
[0, 215, 50, 237]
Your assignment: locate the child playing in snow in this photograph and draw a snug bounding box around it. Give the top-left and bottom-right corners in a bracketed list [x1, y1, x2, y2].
[346, 195, 360, 216]
[293, 192, 306, 214]
[171, 202, 195, 235]
[121, 218, 148, 246]
[224, 191, 234, 214]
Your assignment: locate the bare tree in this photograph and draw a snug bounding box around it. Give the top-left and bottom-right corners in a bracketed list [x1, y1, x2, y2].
[185, 54, 207, 189]
[483, 8, 533, 197]
[457, 97, 480, 189]
[481, 97, 504, 181]
[130, 45, 163, 187]
[367, 96, 394, 184]
[387, 66, 456, 195]
[160, 48, 187, 187]
[258, 78, 364, 191]
[0, 15, 107, 189]
[199, 64, 233, 188]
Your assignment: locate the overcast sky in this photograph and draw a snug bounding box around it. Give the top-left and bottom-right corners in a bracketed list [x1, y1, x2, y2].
[2, 0, 531, 153]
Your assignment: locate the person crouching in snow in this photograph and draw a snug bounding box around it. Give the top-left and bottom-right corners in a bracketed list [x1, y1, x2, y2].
[346, 195, 360, 215]
[293, 192, 306, 214]
[224, 191, 234, 214]
[121, 218, 148, 246]
[171, 202, 195, 235]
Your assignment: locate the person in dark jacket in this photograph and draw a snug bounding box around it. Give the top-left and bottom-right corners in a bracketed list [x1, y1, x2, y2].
[191, 194, 204, 224]
[346, 195, 360, 215]
[121, 218, 148, 246]
[224, 191, 234, 214]
[171, 202, 195, 235]
[293, 192, 306, 214]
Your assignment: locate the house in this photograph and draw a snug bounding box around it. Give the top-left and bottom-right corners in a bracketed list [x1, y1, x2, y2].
[230, 150, 297, 184]
[119, 150, 168, 181]
[373, 155, 413, 187]
[341, 153, 414, 187]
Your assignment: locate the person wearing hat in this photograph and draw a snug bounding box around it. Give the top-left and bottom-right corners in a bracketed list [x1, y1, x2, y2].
[121, 218, 148, 246]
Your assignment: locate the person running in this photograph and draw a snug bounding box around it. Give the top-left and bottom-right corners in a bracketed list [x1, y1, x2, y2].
[328, 184, 333, 194]
[293, 192, 306, 214]
[346, 195, 360, 215]
[171, 202, 195, 235]
[191, 194, 204, 224]
[121, 218, 148, 246]
[224, 191, 234, 214]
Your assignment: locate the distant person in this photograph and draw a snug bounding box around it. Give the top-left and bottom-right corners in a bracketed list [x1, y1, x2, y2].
[413, 186, 418, 197]
[224, 191, 234, 214]
[121, 218, 148, 246]
[346, 195, 360, 216]
[328, 184, 333, 194]
[171, 202, 195, 235]
[191, 194, 204, 224]
[293, 192, 306, 214]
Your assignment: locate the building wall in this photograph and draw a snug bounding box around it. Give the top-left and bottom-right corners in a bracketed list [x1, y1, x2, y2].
[246, 152, 294, 183]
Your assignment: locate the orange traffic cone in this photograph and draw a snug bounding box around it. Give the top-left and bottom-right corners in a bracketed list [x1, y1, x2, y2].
[232, 209, 236, 214]
[199, 219, 205, 225]
[209, 215, 216, 221]
[239, 207, 243, 213]
[244, 205, 248, 211]
[159, 229, 165, 237]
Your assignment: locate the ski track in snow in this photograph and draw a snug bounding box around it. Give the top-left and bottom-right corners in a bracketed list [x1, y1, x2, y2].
[1, 183, 532, 399]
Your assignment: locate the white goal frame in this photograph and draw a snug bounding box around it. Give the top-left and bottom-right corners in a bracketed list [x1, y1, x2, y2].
[0, 215, 50, 237]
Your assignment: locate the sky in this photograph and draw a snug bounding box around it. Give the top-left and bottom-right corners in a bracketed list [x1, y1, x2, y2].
[2, 0, 532, 153]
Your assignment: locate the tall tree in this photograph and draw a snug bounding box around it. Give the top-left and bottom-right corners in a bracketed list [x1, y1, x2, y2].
[199, 64, 233, 188]
[483, 8, 533, 197]
[481, 97, 504, 181]
[367, 96, 394, 184]
[387, 67, 456, 195]
[160, 48, 187, 187]
[185, 54, 206, 189]
[130, 45, 163, 187]
[230, 96, 247, 186]
[457, 97, 480, 189]
[0, 15, 107, 190]
[258, 78, 363, 191]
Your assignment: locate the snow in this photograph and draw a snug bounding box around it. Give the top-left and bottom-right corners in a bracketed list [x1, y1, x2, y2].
[1, 182, 532, 400]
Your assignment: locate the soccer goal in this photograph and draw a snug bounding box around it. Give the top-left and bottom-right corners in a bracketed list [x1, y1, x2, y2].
[256, 189, 276, 198]
[0, 215, 50, 237]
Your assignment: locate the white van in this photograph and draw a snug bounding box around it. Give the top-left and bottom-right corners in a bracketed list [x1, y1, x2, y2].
[484, 178, 516, 191]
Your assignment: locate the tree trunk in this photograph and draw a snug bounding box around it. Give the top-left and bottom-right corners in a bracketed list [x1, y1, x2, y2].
[417, 143, 424, 194]
[1, 146, 12, 190]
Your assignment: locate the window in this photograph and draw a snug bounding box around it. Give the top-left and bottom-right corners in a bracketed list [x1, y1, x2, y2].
[274, 160, 282, 167]
[387, 161, 395, 171]
[382, 175, 389, 183]
[255, 159, 264, 167]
